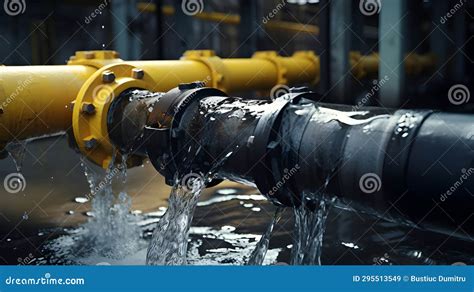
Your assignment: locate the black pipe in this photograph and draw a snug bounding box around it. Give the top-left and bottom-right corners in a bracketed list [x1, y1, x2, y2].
[111, 84, 474, 239]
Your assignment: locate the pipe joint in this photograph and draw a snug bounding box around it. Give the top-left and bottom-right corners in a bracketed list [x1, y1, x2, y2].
[72, 63, 156, 168]
[67, 50, 123, 69]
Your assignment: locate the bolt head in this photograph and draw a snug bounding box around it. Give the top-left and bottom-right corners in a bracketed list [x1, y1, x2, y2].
[83, 138, 98, 150]
[81, 103, 96, 115]
[102, 71, 115, 83]
[132, 68, 144, 79]
[84, 51, 95, 59]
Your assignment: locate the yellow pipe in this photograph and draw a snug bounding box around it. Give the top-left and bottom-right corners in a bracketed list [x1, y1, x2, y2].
[0, 65, 96, 145]
[137, 3, 320, 35]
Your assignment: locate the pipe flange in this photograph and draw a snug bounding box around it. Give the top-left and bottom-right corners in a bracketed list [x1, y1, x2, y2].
[72, 63, 156, 168]
[181, 50, 228, 91]
[250, 97, 292, 206]
[146, 85, 228, 185]
[293, 51, 320, 85]
[67, 50, 122, 69]
[253, 51, 288, 85]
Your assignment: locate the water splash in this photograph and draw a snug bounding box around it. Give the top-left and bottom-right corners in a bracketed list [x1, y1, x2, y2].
[6, 141, 28, 172]
[76, 155, 142, 259]
[146, 175, 206, 265]
[246, 207, 283, 265]
[291, 193, 335, 265]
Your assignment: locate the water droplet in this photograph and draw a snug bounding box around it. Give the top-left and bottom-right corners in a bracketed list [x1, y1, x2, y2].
[66, 210, 75, 215]
[22, 212, 28, 220]
[216, 188, 238, 195]
[221, 225, 236, 232]
[74, 197, 89, 204]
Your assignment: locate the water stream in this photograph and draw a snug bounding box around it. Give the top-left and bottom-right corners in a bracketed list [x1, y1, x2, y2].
[246, 207, 283, 265]
[291, 193, 335, 265]
[146, 174, 206, 265]
[6, 141, 28, 172]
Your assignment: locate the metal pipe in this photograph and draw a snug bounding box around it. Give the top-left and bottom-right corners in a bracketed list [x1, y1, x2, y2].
[136, 3, 321, 35]
[0, 49, 319, 167]
[140, 85, 473, 239]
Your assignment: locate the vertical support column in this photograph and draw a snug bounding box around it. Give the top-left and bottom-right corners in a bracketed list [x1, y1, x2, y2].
[318, 0, 330, 96]
[452, 5, 466, 82]
[173, 0, 197, 58]
[351, 5, 366, 52]
[238, 0, 260, 57]
[111, 0, 141, 60]
[329, 0, 352, 104]
[430, 0, 449, 78]
[379, 0, 408, 108]
[154, 0, 164, 60]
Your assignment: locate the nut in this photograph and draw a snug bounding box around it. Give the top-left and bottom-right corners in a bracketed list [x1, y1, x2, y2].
[132, 68, 144, 79]
[102, 71, 115, 83]
[81, 103, 96, 115]
[84, 138, 98, 150]
[84, 51, 95, 59]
